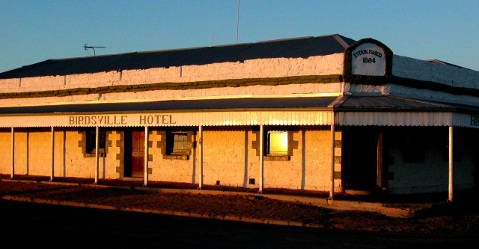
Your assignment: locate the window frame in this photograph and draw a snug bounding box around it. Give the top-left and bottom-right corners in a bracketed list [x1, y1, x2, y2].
[163, 130, 193, 160]
[171, 132, 189, 155]
[267, 130, 289, 156]
[84, 128, 106, 157]
[264, 130, 290, 161]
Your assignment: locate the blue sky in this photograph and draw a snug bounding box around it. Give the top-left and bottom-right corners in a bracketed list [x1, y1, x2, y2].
[1, 0, 478, 73]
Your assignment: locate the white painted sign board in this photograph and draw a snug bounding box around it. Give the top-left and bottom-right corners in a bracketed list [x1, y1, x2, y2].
[351, 43, 386, 76]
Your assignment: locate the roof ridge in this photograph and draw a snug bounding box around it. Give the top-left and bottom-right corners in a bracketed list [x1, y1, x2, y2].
[58, 34, 349, 60]
[328, 95, 349, 108]
[0, 34, 354, 79]
[332, 34, 352, 49]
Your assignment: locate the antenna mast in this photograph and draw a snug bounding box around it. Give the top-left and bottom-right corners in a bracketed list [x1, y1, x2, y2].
[84, 44, 106, 56]
[236, 0, 240, 43]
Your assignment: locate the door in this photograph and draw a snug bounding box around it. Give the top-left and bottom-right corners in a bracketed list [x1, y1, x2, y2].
[342, 129, 379, 190]
[127, 130, 145, 178]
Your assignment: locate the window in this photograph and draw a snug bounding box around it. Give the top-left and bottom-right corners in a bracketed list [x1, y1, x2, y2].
[172, 132, 188, 154]
[267, 131, 288, 156]
[85, 129, 106, 156]
[164, 130, 191, 160]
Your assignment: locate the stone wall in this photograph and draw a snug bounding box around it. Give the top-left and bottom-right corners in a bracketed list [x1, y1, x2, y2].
[147, 129, 197, 183]
[0, 126, 341, 192]
[0, 54, 344, 94]
[384, 127, 477, 194]
[144, 127, 340, 191]
[392, 55, 479, 90]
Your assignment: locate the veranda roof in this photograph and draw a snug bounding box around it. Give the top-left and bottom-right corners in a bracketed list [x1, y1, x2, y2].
[1, 95, 476, 128]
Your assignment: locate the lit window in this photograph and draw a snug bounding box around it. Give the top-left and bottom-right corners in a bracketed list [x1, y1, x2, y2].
[267, 131, 288, 156]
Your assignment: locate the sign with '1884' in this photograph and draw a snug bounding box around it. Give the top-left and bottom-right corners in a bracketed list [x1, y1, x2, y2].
[351, 43, 386, 76]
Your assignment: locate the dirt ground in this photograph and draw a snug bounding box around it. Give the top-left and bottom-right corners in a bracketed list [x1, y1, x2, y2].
[1, 176, 479, 236]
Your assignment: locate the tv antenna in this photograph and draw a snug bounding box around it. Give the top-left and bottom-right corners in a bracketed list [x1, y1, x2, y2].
[236, 0, 240, 43]
[84, 44, 106, 56]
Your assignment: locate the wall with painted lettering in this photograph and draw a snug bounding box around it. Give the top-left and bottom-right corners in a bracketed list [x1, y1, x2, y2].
[351, 43, 386, 76]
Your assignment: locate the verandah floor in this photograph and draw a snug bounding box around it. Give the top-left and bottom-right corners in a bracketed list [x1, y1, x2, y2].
[0, 173, 466, 204]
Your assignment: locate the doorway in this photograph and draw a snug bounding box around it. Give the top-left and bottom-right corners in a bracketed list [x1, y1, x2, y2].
[124, 130, 145, 178]
[342, 128, 381, 191]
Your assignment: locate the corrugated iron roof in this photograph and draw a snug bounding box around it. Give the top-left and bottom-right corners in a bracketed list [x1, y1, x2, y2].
[0, 97, 338, 114]
[0, 96, 468, 116]
[426, 59, 464, 69]
[0, 34, 355, 79]
[337, 95, 457, 111]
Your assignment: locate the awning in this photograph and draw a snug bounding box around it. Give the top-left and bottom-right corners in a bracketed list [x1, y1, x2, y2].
[1, 95, 478, 128]
[335, 96, 479, 128]
[0, 96, 336, 114]
[0, 97, 336, 128]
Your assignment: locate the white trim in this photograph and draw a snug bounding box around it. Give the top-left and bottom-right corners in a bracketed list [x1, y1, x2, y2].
[329, 120, 335, 200]
[2, 111, 479, 128]
[95, 126, 100, 184]
[50, 127, 55, 181]
[448, 126, 454, 202]
[453, 112, 479, 128]
[144, 126, 149, 187]
[198, 125, 204, 189]
[0, 111, 334, 128]
[338, 112, 479, 128]
[337, 112, 453, 127]
[11, 127, 14, 179]
[259, 125, 264, 193]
